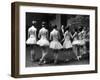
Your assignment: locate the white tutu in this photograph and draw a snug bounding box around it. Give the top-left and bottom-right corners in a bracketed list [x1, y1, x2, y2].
[50, 40, 63, 49]
[37, 38, 49, 46]
[63, 40, 72, 49]
[78, 40, 85, 46]
[72, 40, 80, 45]
[72, 40, 85, 46]
[26, 36, 36, 45]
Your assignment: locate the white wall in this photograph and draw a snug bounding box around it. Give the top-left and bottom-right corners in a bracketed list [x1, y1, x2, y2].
[0, 0, 100, 80]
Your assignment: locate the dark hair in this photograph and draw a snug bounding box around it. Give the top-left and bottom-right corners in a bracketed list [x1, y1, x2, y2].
[41, 21, 46, 27]
[42, 25, 45, 28]
[64, 27, 69, 33]
[74, 28, 78, 32]
[53, 25, 57, 29]
[79, 27, 83, 32]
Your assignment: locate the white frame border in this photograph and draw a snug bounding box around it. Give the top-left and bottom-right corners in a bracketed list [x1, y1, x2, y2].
[19, 5, 96, 75]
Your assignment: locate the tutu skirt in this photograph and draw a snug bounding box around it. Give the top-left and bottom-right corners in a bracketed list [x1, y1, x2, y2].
[50, 40, 63, 49]
[37, 38, 49, 46]
[72, 40, 80, 45]
[26, 37, 36, 45]
[63, 40, 72, 49]
[78, 40, 85, 46]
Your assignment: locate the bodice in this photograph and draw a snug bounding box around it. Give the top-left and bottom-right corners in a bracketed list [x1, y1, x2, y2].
[64, 31, 70, 41]
[28, 26, 37, 38]
[39, 27, 48, 39]
[50, 29, 59, 41]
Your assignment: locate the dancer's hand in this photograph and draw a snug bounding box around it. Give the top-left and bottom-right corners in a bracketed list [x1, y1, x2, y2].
[61, 25, 64, 34]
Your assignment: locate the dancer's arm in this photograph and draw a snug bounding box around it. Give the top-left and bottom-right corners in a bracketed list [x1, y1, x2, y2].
[72, 32, 77, 38]
[61, 38, 64, 42]
[64, 31, 68, 38]
[61, 25, 64, 35]
[61, 31, 66, 42]
[50, 33, 52, 40]
[38, 30, 41, 38]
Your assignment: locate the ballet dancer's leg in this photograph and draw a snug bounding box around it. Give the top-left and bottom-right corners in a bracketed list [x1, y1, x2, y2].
[83, 43, 87, 55]
[39, 47, 48, 64]
[73, 45, 79, 60]
[54, 50, 58, 64]
[30, 49, 35, 62]
[78, 45, 83, 59]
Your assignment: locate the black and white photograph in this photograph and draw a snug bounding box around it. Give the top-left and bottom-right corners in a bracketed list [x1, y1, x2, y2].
[11, 2, 97, 78]
[25, 13, 90, 67]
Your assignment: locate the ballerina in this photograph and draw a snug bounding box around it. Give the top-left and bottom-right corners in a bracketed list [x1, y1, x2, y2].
[82, 27, 87, 55]
[62, 26, 72, 49]
[37, 22, 49, 65]
[78, 27, 87, 58]
[26, 20, 37, 62]
[50, 25, 63, 64]
[61, 25, 73, 61]
[72, 28, 80, 60]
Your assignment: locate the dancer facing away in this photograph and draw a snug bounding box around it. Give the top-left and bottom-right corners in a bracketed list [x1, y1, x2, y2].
[50, 25, 63, 64]
[81, 27, 87, 55]
[61, 25, 73, 61]
[72, 28, 80, 60]
[26, 20, 37, 62]
[37, 21, 49, 65]
[78, 27, 87, 59]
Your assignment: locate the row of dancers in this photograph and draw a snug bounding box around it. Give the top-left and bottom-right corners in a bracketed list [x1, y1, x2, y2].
[26, 21, 89, 65]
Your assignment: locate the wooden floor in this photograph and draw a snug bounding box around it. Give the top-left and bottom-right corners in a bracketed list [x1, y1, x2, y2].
[26, 46, 89, 67]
